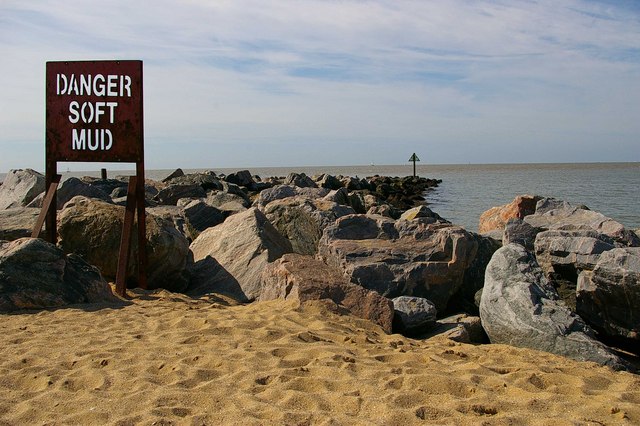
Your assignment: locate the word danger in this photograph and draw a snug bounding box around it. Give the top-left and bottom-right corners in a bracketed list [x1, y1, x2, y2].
[55, 73, 132, 152]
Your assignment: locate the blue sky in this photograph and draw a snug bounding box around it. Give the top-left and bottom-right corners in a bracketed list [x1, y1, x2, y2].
[1, 0, 639, 172]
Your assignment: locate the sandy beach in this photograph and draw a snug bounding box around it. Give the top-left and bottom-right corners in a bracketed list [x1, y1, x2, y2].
[1, 289, 638, 426]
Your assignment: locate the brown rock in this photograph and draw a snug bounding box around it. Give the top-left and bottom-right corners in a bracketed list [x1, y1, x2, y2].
[318, 215, 478, 313]
[260, 254, 394, 333]
[478, 194, 541, 234]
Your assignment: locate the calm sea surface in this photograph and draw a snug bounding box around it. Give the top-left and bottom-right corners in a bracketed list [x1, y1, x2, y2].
[2, 163, 638, 232]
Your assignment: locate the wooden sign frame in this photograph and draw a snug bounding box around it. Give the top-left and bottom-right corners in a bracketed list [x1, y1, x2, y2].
[35, 60, 147, 296]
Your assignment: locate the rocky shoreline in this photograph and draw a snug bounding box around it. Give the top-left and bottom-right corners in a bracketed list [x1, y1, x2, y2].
[1, 168, 638, 372]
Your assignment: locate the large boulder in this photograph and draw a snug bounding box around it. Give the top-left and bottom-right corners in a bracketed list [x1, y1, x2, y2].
[0, 208, 40, 241]
[264, 196, 355, 255]
[189, 208, 292, 301]
[260, 254, 394, 333]
[478, 195, 541, 234]
[577, 247, 640, 350]
[0, 169, 45, 210]
[318, 215, 478, 313]
[57, 197, 191, 291]
[479, 244, 631, 371]
[525, 199, 639, 247]
[0, 238, 118, 311]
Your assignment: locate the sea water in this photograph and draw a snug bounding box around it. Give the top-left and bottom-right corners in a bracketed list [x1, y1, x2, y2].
[2, 162, 638, 232]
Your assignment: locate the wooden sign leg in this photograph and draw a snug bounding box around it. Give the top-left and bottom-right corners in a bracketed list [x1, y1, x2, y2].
[136, 161, 147, 290]
[32, 174, 61, 240]
[115, 176, 138, 297]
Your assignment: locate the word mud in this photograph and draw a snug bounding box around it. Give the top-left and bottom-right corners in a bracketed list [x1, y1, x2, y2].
[72, 128, 113, 151]
[56, 73, 132, 97]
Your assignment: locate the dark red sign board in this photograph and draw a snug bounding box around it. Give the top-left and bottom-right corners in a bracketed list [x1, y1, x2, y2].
[40, 60, 147, 295]
[46, 60, 143, 162]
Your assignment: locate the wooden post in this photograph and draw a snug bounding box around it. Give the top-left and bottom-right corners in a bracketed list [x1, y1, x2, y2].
[101, 168, 107, 179]
[115, 176, 137, 297]
[32, 173, 61, 239]
[136, 161, 147, 290]
[44, 159, 58, 243]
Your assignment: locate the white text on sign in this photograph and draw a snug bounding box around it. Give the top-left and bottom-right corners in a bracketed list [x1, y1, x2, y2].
[55, 73, 133, 152]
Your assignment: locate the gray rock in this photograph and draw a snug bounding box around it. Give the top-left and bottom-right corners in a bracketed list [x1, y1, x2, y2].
[426, 314, 487, 344]
[189, 208, 292, 301]
[534, 198, 575, 215]
[392, 296, 437, 335]
[577, 247, 640, 349]
[503, 218, 540, 250]
[182, 199, 226, 236]
[316, 174, 343, 190]
[80, 177, 129, 197]
[154, 184, 206, 205]
[399, 205, 447, 222]
[449, 232, 502, 315]
[347, 192, 367, 213]
[255, 184, 329, 208]
[205, 191, 250, 212]
[147, 205, 192, 241]
[284, 172, 317, 188]
[366, 204, 401, 219]
[319, 215, 478, 313]
[162, 168, 185, 182]
[58, 197, 191, 292]
[225, 170, 255, 188]
[221, 181, 249, 202]
[0, 238, 118, 311]
[0, 169, 45, 210]
[165, 172, 222, 191]
[525, 199, 639, 247]
[323, 188, 350, 206]
[264, 196, 355, 255]
[0, 208, 40, 241]
[57, 177, 111, 209]
[260, 254, 394, 333]
[186, 256, 245, 301]
[341, 176, 363, 191]
[255, 185, 298, 208]
[296, 187, 330, 199]
[479, 244, 631, 371]
[534, 229, 615, 284]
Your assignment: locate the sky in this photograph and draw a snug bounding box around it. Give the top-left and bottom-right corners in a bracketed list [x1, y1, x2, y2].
[1, 0, 639, 172]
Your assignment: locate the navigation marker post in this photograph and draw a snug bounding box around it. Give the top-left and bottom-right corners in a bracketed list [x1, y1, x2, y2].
[408, 153, 420, 177]
[36, 60, 147, 297]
